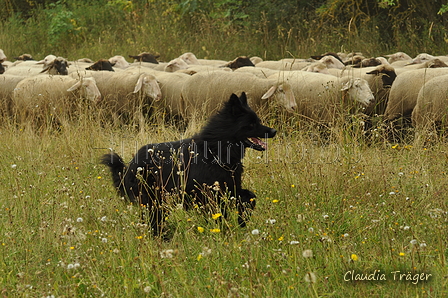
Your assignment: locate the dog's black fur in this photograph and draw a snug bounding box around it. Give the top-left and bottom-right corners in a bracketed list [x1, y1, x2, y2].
[101, 93, 276, 235]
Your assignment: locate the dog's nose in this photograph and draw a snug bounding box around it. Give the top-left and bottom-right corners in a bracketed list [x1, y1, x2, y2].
[267, 128, 277, 138]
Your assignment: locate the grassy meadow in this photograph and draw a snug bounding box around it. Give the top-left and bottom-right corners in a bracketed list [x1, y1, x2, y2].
[1, 1, 448, 297]
[0, 110, 446, 297]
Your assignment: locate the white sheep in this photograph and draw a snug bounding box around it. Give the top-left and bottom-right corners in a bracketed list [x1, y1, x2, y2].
[36, 54, 57, 66]
[318, 55, 345, 69]
[407, 53, 435, 65]
[180, 71, 297, 119]
[72, 71, 162, 124]
[234, 66, 279, 78]
[269, 71, 374, 123]
[12, 75, 101, 126]
[250, 56, 263, 65]
[109, 55, 130, 69]
[303, 62, 330, 74]
[385, 52, 412, 64]
[197, 59, 228, 66]
[255, 60, 311, 71]
[5, 56, 68, 76]
[0, 74, 28, 117]
[412, 74, 448, 130]
[163, 58, 189, 72]
[0, 49, 7, 62]
[336, 64, 397, 115]
[149, 71, 192, 121]
[5, 60, 48, 76]
[384, 68, 448, 122]
[179, 52, 200, 65]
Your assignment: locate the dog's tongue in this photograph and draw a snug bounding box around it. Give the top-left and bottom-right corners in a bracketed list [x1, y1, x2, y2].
[250, 137, 267, 149]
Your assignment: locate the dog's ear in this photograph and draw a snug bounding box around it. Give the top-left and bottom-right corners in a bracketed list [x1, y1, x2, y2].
[239, 92, 248, 106]
[227, 93, 246, 115]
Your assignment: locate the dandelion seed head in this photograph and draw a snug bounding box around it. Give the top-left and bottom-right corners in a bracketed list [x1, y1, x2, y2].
[302, 249, 313, 258]
[304, 272, 317, 283]
[76, 217, 83, 223]
[160, 249, 175, 258]
[143, 286, 152, 293]
[410, 239, 418, 245]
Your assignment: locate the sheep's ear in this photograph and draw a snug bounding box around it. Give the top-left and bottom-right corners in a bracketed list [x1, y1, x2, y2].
[261, 85, 277, 99]
[67, 80, 82, 92]
[133, 74, 145, 93]
[341, 80, 353, 91]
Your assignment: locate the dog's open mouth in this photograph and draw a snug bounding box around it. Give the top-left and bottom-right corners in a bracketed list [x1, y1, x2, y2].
[244, 137, 268, 151]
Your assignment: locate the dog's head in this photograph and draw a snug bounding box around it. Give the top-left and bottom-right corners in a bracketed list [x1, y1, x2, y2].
[222, 92, 277, 151]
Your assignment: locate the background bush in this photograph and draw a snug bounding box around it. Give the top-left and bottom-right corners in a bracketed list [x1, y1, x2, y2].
[1, 0, 447, 61]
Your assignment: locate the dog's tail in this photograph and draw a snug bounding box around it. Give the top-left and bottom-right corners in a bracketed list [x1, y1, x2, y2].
[100, 152, 127, 196]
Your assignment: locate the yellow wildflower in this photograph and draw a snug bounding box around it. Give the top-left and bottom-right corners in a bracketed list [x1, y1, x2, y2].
[212, 213, 222, 220]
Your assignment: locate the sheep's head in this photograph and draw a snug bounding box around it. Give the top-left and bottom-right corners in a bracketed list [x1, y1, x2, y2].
[67, 77, 102, 103]
[341, 78, 374, 107]
[305, 62, 330, 74]
[223, 56, 255, 70]
[366, 65, 397, 88]
[14, 54, 33, 61]
[180, 52, 199, 65]
[261, 82, 297, 112]
[385, 52, 412, 64]
[164, 58, 188, 72]
[41, 57, 69, 75]
[108, 55, 129, 69]
[319, 55, 345, 69]
[407, 53, 435, 65]
[129, 52, 159, 64]
[86, 59, 115, 71]
[36, 54, 56, 66]
[423, 58, 448, 68]
[133, 74, 162, 101]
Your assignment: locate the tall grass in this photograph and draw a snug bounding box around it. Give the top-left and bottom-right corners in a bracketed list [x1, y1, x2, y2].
[0, 106, 446, 297]
[0, 2, 447, 296]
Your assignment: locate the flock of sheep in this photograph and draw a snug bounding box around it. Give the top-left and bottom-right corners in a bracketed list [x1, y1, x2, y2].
[1, 48, 448, 136]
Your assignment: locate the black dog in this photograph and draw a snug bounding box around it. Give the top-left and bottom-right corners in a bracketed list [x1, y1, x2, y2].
[101, 92, 276, 235]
